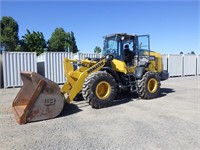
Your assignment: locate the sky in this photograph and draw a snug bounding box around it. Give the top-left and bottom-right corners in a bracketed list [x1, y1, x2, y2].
[0, 0, 199, 54]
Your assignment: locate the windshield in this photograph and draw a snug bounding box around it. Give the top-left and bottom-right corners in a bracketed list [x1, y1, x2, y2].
[103, 38, 121, 59]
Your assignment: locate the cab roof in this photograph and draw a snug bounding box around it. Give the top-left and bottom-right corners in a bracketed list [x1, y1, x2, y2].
[103, 33, 137, 39]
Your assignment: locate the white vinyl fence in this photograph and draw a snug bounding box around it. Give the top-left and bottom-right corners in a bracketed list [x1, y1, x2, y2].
[183, 55, 197, 76]
[168, 54, 184, 77]
[197, 55, 200, 75]
[2, 52, 37, 88]
[162, 54, 168, 71]
[162, 54, 199, 77]
[0, 54, 2, 88]
[0, 52, 199, 88]
[37, 52, 74, 84]
[73, 52, 102, 60]
[37, 52, 102, 83]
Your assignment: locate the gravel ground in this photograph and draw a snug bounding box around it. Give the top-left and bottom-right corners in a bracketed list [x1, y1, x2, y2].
[0, 76, 200, 150]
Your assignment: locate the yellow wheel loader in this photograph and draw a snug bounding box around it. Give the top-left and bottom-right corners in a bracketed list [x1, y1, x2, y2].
[12, 33, 169, 124]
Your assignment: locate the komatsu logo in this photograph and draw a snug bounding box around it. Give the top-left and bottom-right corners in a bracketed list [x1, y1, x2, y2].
[87, 61, 104, 74]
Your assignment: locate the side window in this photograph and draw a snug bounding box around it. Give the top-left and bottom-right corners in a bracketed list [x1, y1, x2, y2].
[137, 35, 150, 66]
[137, 35, 149, 51]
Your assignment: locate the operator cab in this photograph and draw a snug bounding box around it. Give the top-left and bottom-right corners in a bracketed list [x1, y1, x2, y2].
[103, 33, 150, 67]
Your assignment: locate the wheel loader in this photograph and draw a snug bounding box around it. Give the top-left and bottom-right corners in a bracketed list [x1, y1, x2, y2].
[12, 33, 169, 124]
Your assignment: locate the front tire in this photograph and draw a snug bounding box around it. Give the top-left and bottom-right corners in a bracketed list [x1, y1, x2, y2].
[137, 71, 161, 99]
[82, 71, 117, 108]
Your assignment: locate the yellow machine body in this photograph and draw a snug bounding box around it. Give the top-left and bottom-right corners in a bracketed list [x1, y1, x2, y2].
[61, 50, 163, 102]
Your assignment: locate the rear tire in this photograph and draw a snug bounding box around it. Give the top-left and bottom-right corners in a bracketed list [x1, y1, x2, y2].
[137, 71, 160, 99]
[82, 71, 117, 108]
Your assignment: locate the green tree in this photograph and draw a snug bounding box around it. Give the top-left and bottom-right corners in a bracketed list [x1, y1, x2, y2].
[48, 28, 69, 52]
[191, 51, 195, 55]
[0, 16, 19, 51]
[48, 28, 78, 53]
[15, 39, 25, 52]
[94, 46, 102, 53]
[21, 29, 46, 55]
[68, 31, 78, 53]
[180, 51, 183, 54]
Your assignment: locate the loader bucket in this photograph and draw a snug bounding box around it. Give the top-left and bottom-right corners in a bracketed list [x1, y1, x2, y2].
[12, 71, 64, 125]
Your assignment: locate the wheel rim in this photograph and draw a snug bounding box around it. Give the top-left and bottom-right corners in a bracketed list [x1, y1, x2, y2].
[95, 81, 111, 100]
[147, 78, 158, 93]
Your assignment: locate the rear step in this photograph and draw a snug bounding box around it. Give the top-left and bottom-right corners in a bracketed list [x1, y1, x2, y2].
[12, 72, 64, 125]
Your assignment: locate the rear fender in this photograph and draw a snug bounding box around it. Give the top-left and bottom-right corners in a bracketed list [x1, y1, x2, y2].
[101, 67, 120, 83]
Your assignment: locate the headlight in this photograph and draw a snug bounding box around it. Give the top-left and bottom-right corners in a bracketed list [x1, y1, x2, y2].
[105, 54, 114, 61]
